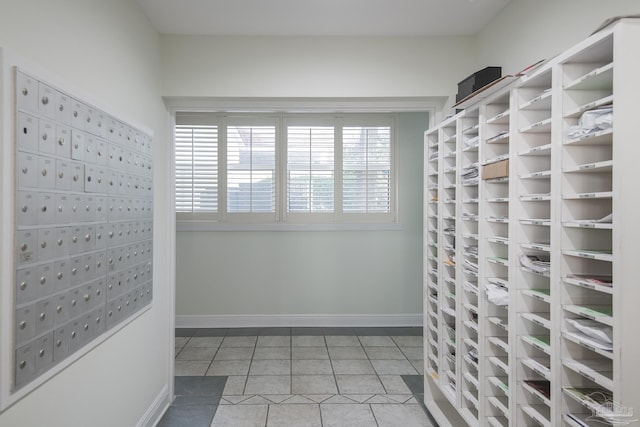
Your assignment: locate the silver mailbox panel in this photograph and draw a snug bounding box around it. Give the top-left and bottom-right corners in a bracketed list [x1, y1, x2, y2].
[12, 69, 153, 392]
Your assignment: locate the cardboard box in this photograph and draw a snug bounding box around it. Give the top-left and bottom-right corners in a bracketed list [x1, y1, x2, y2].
[482, 159, 509, 180]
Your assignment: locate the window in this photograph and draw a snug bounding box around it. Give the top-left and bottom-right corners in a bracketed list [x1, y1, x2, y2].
[175, 124, 218, 214]
[287, 124, 335, 214]
[227, 124, 276, 214]
[343, 126, 392, 214]
[175, 113, 396, 226]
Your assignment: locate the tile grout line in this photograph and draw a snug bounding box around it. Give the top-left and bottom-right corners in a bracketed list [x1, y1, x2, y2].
[204, 339, 222, 377]
[173, 330, 427, 427]
[289, 334, 293, 397]
[326, 336, 341, 398]
[264, 402, 270, 427]
[245, 337, 258, 389]
[361, 335, 391, 397]
[369, 403, 381, 427]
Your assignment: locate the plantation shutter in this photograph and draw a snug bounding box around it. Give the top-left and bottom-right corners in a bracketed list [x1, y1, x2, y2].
[226, 124, 277, 213]
[174, 124, 218, 212]
[342, 126, 392, 213]
[287, 125, 335, 213]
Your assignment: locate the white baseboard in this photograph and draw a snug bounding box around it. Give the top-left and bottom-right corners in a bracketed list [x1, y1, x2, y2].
[137, 383, 172, 427]
[175, 314, 422, 329]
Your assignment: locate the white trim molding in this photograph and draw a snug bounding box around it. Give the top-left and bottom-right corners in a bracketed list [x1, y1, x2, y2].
[136, 383, 172, 427]
[176, 221, 403, 232]
[176, 314, 422, 328]
[163, 96, 446, 116]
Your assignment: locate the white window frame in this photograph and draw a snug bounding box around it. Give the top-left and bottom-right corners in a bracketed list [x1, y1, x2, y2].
[175, 112, 397, 228]
[167, 97, 439, 231]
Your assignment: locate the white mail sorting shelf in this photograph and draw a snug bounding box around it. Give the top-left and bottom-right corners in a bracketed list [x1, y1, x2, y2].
[423, 19, 640, 427]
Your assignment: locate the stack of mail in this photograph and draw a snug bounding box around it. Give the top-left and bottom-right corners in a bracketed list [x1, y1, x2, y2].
[464, 259, 478, 273]
[464, 135, 479, 150]
[462, 212, 478, 221]
[520, 254, 551, 274]
[461, 162, 479, 185]
[464, 245, 478, 256]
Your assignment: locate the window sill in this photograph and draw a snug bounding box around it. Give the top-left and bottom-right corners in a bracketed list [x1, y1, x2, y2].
[176, 222, 402, 232]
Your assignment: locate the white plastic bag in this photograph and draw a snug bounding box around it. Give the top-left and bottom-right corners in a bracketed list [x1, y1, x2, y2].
[566, 318, 613, 345]
[567, 106, 613, 138]
[485, 283, 509, 306]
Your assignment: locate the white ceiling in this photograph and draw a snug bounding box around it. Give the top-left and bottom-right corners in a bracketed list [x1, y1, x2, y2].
[135, 0, 512, 37]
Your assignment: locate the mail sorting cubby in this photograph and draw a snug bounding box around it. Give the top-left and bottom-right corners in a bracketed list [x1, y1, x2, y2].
[558, 32, 616, 427]
[458, 107, 481, 424]
[425, 125, 441, 384]
[479, 87, 513, 427]
[424, 19, 640, 427]
[13, 69, 153, 391]
[512, 66, 555, 427]
[477, 88, 512, 427]
[439, 115, 459, 403]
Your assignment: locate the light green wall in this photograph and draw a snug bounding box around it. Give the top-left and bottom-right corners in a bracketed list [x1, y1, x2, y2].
[161, 23, 473, 323]
[171, 0, 640, 321]
[176, 112, 428, 318]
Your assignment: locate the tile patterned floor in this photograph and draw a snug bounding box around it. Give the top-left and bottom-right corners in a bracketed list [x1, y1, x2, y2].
[160, 328, 435, 427]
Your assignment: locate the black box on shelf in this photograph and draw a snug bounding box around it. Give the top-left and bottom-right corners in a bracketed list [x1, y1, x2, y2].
[456, 66, 502, 102]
